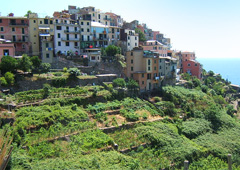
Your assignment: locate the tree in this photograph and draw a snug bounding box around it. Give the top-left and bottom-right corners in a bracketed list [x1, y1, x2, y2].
[18, 54, 32, 72]
[25, 10, 33, 17]
[127, 79, 139, 96]
[135, 28, 146, 42]
[31, 56, 41, 70]
[113, 78, 126, 88]
[0, 56, 17, 74]
[105, 45, 121, 57]
[40, 63, 51, 74]
[4, 72, 15, 86]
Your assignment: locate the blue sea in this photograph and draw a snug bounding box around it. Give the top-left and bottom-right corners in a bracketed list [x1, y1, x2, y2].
[197, 58, 240, 86]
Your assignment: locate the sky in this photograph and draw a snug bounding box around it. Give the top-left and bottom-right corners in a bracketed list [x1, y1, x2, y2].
[1, 0, 240, 59]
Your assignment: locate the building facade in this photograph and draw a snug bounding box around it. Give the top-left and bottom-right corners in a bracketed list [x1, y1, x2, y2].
[0, 14, 30, 56]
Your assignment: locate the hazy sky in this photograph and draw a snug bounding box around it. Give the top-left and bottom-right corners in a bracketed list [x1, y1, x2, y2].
[1, 0, 240, 59]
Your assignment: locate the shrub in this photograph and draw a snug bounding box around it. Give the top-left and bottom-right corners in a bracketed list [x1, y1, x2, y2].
[68, 68, 81, 77]
[4, 72, 15, 86]
[51, 77, 67, 87]
[63, 67, 68, 72]
[113, 78, 126, 88]
[0, 77, 8, 86]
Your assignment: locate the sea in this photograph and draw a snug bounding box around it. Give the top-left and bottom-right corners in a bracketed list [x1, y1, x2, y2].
[197, 58, 240, 86]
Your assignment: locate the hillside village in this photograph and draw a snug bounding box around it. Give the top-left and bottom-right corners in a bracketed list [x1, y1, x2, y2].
[0, 5, 202, 91]
[1, 5, 240, 170]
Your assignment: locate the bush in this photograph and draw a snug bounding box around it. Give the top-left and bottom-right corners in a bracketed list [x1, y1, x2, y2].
[113, 78, 126, 88]
[63, 67, 68, 73]
[4, 72, 15, 86]
[51, 77, 67, 87]
[0, 77, 8, 86]
[68, 68, 81, 77]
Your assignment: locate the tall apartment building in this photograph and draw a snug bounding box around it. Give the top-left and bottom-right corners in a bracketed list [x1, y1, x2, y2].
[28, 13, 55, 63]
[54, 17, 80, 56]
[125, 47, 177, 92]
[0, 13, 30, 56]
[120, 29, 138, 55]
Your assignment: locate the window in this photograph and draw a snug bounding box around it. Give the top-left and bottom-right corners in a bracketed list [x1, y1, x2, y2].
[56, 26, 61, 30]
[154, 60, 156, 63]
[12, 35, 16, 41]
[148, 59, 151, 65]
[195, 63, 198, 66]
[55, 19, 58, 23]
[0, 27, 4, 32]
[128, 43, 130, 46]
[12, 27, 15, 32]
[81, 22, 84, 25]
[131, 74, 133, 78]
[154, 67, 156, 71]
[87, 28, 90, 32]
[135, 36, 137, 40]
[93, 13, 95, 17]
[0, 19, 2, 23]
[131, 52, 133, 56]
[188, 63, 191, 67]
[74, 27, 77, 31]
[21, 20, 24, 24]
[87, 22, 89, 25]
[50, 20, 53, 24]
[147, 73, 151, 80]
[34, 28, 36, 31]
[135, 43, 137, 46]
[46, 43, 49, 48]
[159, 59, 162, 63]
[81, 28, 84, 32]
[40, 21, 42, 24]
[128, 36, 130, 40]
[112, 35, 114, 38]
[105, 22, 107, 25]
[131, 67, 133, 71]
[22, 36, 25, 42]
[58, 41, 61, 46]
[46, 53, 50, 58]
[66, 42, 69, 46]
[148, 67, 150, 71]
[3, 49, 9, 56]
[22, 28, 25, 34]
[1, 35, 4, 39]
[98, 14, 101, 19]
[159, 66, 161, 69]
[131, 59, 133, 64]
[142, 81, 144, 85]
[142, 74, 144, 78]
[44, 19, 48, 24]
[57, 33, 61, 38]
[33, 20, 36, 23]
[75, 42, 78, 46]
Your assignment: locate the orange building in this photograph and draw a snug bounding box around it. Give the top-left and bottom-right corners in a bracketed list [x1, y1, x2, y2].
[126, 47, 177, 92]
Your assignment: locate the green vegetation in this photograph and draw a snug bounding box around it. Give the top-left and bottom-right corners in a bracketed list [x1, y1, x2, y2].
[1, 69, 240, 169]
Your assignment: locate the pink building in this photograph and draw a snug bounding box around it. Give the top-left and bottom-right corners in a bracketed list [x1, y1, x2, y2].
[153, 31, 159, 40]
[142, 40, 168, 57]
[0, 39, 15, 61]
[0, 14, 30, 56]
[181, 52, 202, 79]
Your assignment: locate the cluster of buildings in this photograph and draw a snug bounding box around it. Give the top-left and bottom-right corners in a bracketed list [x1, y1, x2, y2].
[0, 5, 202, 92]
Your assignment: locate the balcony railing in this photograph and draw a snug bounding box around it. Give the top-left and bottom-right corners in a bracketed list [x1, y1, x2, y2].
[64, 30, 80, 34]
[61, 38, 80, 41]
[9, 23, 28, 27]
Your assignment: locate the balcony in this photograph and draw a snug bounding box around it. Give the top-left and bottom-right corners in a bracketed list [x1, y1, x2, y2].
[13, 39, 28, 43]
[61, 38, 80, 42]
[64, 30, 80, 34]
[9, 23, 28, 27]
